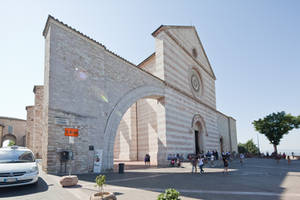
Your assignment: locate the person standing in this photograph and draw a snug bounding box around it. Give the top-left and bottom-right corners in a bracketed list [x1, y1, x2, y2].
[210, 154, 215, 167]
[240, 153, 245, 166]
[198, 156, 204, 174]
[144, 154, 150, 166]
[215, 150, 219, 160]
[191, 156, 198, 173]
[144, 154, 147, 165]
[287, 156, 291, 165]
[223, 156, 229, 174]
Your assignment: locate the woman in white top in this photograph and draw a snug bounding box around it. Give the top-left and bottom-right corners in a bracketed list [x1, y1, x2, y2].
[198, 157, 204, 174]
[210, 154, 215, 167]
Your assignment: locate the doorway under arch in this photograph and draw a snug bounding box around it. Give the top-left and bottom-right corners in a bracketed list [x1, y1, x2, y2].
[113, 96, 165, 169]
[2, 133, 17, 147]
[191, 114, 207, 154]
[102, 85, 166, 170]
[220, 136, 224, 153]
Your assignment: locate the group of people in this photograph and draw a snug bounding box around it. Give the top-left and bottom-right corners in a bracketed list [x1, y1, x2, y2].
[190, 155, 205, 174]
[188, 151, 234, 174]
[169, 153, 183, 167]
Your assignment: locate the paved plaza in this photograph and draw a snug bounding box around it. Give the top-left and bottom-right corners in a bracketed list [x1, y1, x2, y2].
[1, 158, 300, 200]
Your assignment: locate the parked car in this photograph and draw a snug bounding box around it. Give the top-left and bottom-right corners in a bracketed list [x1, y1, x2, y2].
[0, 146, 38, 187]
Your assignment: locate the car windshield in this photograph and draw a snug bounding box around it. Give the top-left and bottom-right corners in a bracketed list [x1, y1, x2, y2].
[0, 149, 35, 163]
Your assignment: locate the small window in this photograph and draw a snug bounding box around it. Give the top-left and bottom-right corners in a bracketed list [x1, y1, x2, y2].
[8, 126, 13, 134]
[192, 48, 198, 58]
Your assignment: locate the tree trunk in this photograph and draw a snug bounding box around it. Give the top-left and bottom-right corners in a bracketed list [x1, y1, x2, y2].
[273, 144, 278, 154]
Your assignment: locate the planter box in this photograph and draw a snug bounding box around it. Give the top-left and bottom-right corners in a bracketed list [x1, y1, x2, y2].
[90, 192, 117, 200]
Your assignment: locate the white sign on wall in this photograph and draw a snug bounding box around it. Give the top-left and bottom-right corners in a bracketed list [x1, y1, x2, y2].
[93, 149, 103, 173]
[55, 117, 69, 125]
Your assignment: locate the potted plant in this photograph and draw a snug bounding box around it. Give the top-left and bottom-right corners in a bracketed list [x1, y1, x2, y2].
[157, 188, 181, 200]
[90, 175, 116, 200]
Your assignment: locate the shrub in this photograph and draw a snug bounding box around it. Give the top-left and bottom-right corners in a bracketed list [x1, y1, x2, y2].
[95, 175, 106, 197]
[157, 188, 181, 200]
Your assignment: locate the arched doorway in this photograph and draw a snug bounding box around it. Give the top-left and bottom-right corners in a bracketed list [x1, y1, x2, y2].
[220, 136, 224, 153]
[2, 133, 17, 147]
[113, 95, 165, 169]
[103, 86, 165, 170]
[191, 114, 207, 154]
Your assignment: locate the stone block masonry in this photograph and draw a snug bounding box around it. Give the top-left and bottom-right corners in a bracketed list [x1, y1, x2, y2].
[25, 16, 237, 174]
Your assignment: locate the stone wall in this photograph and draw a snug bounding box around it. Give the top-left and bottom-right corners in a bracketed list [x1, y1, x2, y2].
[114, 102, 137, 161]
[155, 28, 216, 109]
[229, 117, 238, 152]
[32, 86, 44, 158]
[40, 16, 237, 173]
[154, 28, 220, 158]
[43, 17, 166, 173]
[0, 124, 4, 146]
[0, 117, 26, 146]
[25, 106, 34, 150]
[217, 113, 238, 153]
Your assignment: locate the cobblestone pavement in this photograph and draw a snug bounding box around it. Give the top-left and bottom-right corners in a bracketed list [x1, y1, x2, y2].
[1, 158, 300, 200]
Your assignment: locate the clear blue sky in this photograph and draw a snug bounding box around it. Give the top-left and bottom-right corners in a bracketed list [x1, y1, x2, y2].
[0, 0, 299, 153]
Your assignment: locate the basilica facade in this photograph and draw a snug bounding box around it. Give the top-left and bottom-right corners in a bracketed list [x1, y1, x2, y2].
[26, 16, 237, 174]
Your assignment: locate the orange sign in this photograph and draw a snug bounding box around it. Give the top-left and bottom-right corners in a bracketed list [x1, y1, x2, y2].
[65, 128, 79, 137]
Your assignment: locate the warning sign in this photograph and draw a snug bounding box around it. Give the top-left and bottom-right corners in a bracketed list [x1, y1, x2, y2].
[65, 128, 79, 137]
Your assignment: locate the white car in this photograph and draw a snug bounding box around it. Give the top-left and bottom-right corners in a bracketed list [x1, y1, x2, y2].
[0, 146, 39, 187]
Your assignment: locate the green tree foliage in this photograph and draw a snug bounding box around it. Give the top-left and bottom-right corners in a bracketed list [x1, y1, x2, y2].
[158, 188, 181, 200]
[95, 175, 106, 197]
[253, 111, 300, 153]
[238, 143, 247, 154]
[238, 139, 259, 154]
[8, 140, 15, 146]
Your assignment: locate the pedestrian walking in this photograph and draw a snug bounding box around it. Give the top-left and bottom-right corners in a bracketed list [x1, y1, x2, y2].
[240, 153, 245, 166]
[191, 156, 198, 173]
[210, 154, 215, 167]
[198, 156, 204, 174]
[223, 157, 229, 174]
[287, 156, 291, 165]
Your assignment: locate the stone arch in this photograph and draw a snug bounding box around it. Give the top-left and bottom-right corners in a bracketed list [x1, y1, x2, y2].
[103, 85, 165, 170]
[2, 133, 17, 146]
[191, 114, 207, 136]
[191, 114, 207, 154]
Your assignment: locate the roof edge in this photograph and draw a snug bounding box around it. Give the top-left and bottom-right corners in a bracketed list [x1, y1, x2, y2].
[43, 15, 140, 69]
[137, 53, 155, 68]
[0, 116, 26, 121]
[152, 25, 195, 37]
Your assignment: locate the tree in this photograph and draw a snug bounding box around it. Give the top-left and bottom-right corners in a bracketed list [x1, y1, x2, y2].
[95, 175, 106, 198]
[253, 111, 300, 154]
[8, 140, 15, 146]
[238, 143, 247, 154]
[238, 139, 259, 154]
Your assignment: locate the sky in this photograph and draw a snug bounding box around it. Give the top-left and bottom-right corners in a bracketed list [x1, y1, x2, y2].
[0, 0, 299, 153]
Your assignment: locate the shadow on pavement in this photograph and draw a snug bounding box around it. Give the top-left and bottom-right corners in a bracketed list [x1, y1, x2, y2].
[76, 159, 300, 200]
[0, 177, 49, 198]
